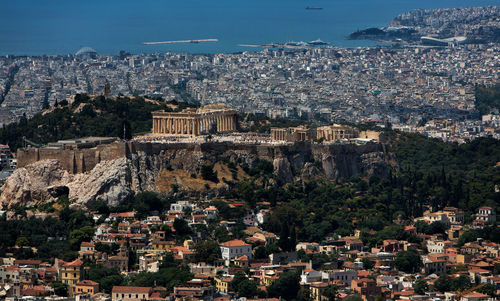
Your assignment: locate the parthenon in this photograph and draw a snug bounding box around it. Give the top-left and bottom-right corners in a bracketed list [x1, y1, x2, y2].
[152, 104, 237, 136]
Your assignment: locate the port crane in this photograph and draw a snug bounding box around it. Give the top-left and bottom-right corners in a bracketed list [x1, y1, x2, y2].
[143, 39, 218, 45]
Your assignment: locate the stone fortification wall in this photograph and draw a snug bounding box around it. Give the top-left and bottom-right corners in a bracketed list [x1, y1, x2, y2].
[17, 143, 129, 173]
[18, 140, 388, 178]
[4, 140, 396, 209]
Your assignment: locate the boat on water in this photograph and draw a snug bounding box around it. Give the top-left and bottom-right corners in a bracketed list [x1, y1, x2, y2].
[307, 39, 329, 46]
[305, 6, 323, 10]
[286, 41, 308, 47]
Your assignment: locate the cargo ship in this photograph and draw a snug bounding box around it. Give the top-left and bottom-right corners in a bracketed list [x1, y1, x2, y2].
[305, 6, 323, 10]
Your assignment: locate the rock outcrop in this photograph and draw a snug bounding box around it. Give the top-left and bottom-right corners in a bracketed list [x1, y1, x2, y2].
[1, 160, 71, 208]
[1, 141, 397, 209]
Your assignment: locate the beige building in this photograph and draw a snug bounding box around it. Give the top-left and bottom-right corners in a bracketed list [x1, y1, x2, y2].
[271, 124, 371, 143]
[152, 104, 237, 136]
[270, 126, 313, 142]
[75, 280, 99, 296]
[111, 286, 152, 301]
[316, 124, 359, 141]
[59, 259, 84, 297]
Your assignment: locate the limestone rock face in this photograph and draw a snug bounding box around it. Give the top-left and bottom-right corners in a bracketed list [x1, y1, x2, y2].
[0, 160, 71, 208]
[273, 157, 293, 182]
[1, 142, 397, 209]
[67, 158, 135, 209]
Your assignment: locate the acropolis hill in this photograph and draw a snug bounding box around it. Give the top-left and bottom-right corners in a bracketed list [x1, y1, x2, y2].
[5, 138, 395, 210]
[3, 102, 392, 209]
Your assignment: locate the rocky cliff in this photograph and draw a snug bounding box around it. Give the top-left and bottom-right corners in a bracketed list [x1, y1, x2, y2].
[1, 141, 397, 209]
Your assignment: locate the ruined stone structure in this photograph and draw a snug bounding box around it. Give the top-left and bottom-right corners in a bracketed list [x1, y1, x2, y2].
[152, 104, 237, 136]
[270, 126, 313, 142]
[316, 124, 359, 141]
[271, 124, 374, 143]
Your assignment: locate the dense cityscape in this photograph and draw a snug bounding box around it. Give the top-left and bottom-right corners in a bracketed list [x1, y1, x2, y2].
[0, 4, 499, 301]
[0, 42, 499, 142]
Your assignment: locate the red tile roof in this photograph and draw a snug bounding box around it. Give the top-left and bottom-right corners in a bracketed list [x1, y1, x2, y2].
[462, 292, 488, 298]
[220, 239, 250, 247]
[77, 280, 99, 286]
[62, 259, 83, 267]
[112, 286, 152, 293]
[14, 259, 41, 265]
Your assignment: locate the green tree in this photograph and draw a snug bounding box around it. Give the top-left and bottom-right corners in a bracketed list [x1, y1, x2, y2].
[322, 284, 338, 301]
[267, 271, 300, 301]
[457, 230, 480, 247]
[413, 279, 428, 295]
[434, 274, 451, 293]
[50, 281, 68, 297]
[201, 165, 218, 182]
[230, 271, 247, 291]
[394, 249, 422, 273]
[15, 236, 29, 247]
[237, 279, 258, 298]
[361, 258, 374, 270]
[194, 240, 220, 264]
[69, 225, 94, 249]
[173, 218, 192, 236]
[100, 275, 124, 293]
[477, 283, 497, 297]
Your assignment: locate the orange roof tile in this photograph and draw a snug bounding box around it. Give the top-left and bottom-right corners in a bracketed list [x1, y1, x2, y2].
[112, 286, 152, 293]
[62, 259, 83, 267]
[220, 239, 250, 247]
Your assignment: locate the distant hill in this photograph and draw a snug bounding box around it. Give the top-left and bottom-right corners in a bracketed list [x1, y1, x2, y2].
[346, 27, 420, 41]
[0, 94, 194, 151]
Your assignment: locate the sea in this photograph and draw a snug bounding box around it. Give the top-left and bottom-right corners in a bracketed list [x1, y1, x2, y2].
[1, 0, 499, 56]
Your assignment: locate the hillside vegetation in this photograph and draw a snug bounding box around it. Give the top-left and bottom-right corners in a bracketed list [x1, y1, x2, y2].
[1, 94, 499, 244]
[230, 132, 500, 244]
[475, 84, 500, 115]
[0, 94, 194, 151]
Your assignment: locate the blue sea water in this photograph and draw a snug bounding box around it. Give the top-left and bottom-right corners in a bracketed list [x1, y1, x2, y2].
[0, 0, 499, 56]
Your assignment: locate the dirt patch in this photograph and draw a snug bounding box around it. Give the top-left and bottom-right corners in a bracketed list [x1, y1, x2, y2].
[156, 162, 249, 192]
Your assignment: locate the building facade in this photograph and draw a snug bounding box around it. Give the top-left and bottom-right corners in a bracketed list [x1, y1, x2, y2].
[152, 104, 237, 136]
[60, 259, 84, 297]
[270, 126, 313, 142]
[219, 239, 252, 261]
[316, 124, 359, 141]
[111, 286, 152, 301]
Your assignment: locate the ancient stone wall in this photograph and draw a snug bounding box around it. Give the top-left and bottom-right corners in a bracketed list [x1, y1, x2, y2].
[17, 141, 386, 175]
[17, 143, 128, 173]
